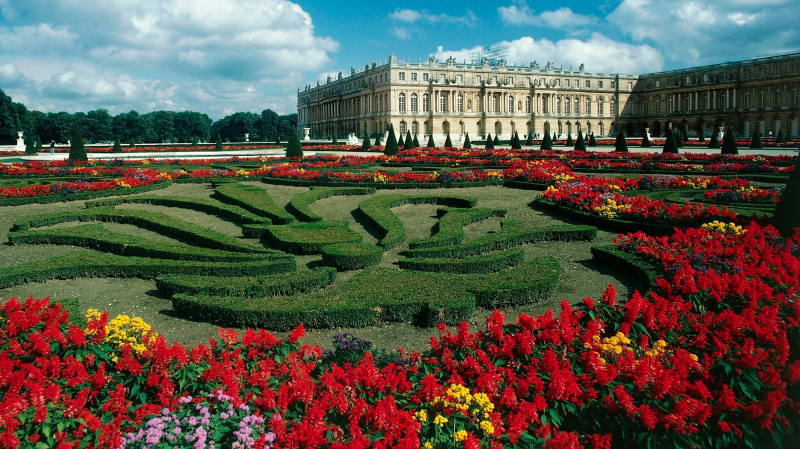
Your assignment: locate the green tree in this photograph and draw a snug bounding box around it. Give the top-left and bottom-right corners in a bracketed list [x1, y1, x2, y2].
[215, 134, 223, 150]
[361, 133, 372, 151]
[776, 129, 785, 144]
[191, 136, 198, 146]
[707, 130, 720, 149]
[397, 132, 404, 148]
[444, 133, 453, 148]
[384, 125, 399, 155]
[525, 132, 533, 146]
[129, 139, 136, 148]
[113, 137, 121, 153]
[405, 130, 413, 148]
[332, 134, 338, 145]
[426, 134, 435, 148]
[86, 109, 113, 143]
[374, 133, 382, 146]
[552, 132, 557, 144]
[588, 132, 597, 147]
[35, 135, 43, 151]
[485, 133, 494, 149]
[662, 129, 679, 154]
[412, 134, 420, 148]
[721, 128, 738, 155]
[68, 124, 87, 161]
[24, 133, 36, 154]
[614, 131, 629, 152]
[749, 130, 763, 149]
[676, 130, 684, 148]
[772, 157, 800, 235]
[574, 130, 587, 151]
[463, 133, 472, 149]
[698, 127, 705, 143]
[565, 133, 574, 147]
[286, 129, 303, 158]
[541, 132, 553, 150]
[493, 134, 499, 146]
[511, 131, 521, 149]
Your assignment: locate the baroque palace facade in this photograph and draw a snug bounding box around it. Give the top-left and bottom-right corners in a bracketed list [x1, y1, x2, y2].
[297, 52, 800, 142]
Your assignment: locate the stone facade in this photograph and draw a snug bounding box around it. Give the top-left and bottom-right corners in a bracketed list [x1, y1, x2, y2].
[620, 52, 800, 139]
[297, 55, 636, 142]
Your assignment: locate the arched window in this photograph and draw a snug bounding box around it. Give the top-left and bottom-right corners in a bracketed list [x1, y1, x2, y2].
[585, 97, 591, 115]
[667, 96, 674, 113]
[525, 96, 531, 114]
[791, 86, 798, 107]
[598, 98, 604, 116]
[398, 93, 406, 112]
[542, 96, 548, 114]
[422, 94, 429, 112]
[439, 93, 447, 112]
[476, 96, 483, 113]
[556, 97, 561, 114]
[379, 96, 383, 112]
[743, 91, 751, 109]
[774, 89, 781, 107]
[564, 97, 570, 114]
[574, 98, 579, 115]
[457, 95, 463, 112]
[758, 88, 766, 108]
[412, 121, 418, 135]
[399, 121, 406, 135]
[508, 96, 514, 113]
[410, 94, 418, 112]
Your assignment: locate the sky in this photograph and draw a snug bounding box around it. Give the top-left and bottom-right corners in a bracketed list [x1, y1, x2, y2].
[0, 0, 797, 119]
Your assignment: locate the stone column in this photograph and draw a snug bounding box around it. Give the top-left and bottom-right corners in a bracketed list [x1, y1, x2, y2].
[732, 88, 736, 108]
[713, 91, 717, 110]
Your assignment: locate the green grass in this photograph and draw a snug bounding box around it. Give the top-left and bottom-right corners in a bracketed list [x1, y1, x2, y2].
[287, 187, 375, 221]
[263, 221, 364, 254]
[408, 207, 507, 249]
[86, 195, 271, 224]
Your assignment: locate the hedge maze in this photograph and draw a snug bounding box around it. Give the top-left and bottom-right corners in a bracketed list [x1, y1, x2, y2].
[2, 178, 610, 331]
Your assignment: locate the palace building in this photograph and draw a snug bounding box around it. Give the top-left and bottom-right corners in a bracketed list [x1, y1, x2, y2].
[297, 52, 800, 142]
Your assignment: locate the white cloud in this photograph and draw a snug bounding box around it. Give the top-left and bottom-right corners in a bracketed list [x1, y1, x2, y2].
[434, 34, 663, 75]
[499, 2, 595, 29]
[728, 12, 759, 24]
[392, 27, 410, 40]
[389, 9, 478, 27]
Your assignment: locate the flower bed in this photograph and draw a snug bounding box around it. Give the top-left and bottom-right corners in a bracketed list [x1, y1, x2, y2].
[1, 221, 797, 448]
[47, 144, 284, 153]
[702, 186, 782, 204]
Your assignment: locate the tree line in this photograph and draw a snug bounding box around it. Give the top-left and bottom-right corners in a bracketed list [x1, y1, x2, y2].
[0, 88, 298, 145]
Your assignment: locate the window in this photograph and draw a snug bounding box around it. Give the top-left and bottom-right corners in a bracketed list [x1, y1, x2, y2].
[792, 63, 798, 74]
[720, 91, 726, 109]
[564, 97, 570, 114]
[399, 122, 406, 135]
[525, 96, 531, 114]
[574, 79, 579, 88]
[410, 94, 418, 112]
[586, 97, 591, 115]
[641, 100, 647, 115]
[744, 68, 750, 78]
[574, 98, 579, 114]
[599, 81, 603, 89]
[684, 95, 690, 112]
[398, 93, 406, 112]
[439, 93, 447, 112]
[476, 75, 481, 84]
[774, 89, 781, 107]
[586, 80, 591, 88]
[565, 79, 570, 87]
[542, 96, 548, 114]
[508, 95, 514, 113]
[598, 98, 604, 115]
[476, 95, 482, 112]
[507, 77, 513, 85]
[743, 91, 751, 109]
[758, 88, 766, 108]
[493, 95, 500, 113]
[774, 65, 781, 75]
[628, 82, 633, 90]
[526, 77, 531, 86]
[703, 93, 709, 110]
[654, 80, 660, 88]
[611, 81, 616, 89]
[399, 72, 405, 81]
[493, 76, 498, 84]
[422, 94, 429, 112]
[791, 87, 798, 107]
[411, 73, 417, 81]
[412, 122, 418, 135]
[759, 66, 765, 77]
[457, 95, 463, 112]
[667, 96, 674, 113]
[423, 73, 429, 81]
[610, 99, 616, 116]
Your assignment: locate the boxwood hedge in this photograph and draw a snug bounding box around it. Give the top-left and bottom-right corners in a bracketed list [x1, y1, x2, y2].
[408, 207, 507, 249]
[398, 248, 525, 274]
[213, 183, 295, 224]
[263, 221, 363, 254]
[85, 195, 270, 224]
[590, 245, 660, 293]
[287, 187, 375, 222]
[320, 242, 383, 270]
[156, 267, 336, 298]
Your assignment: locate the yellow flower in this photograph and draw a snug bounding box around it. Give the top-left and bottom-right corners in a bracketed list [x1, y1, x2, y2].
[424, 443, 433, 449]
[414, 410, 428, 422]
[480, 420, 495, 435]
[433, 415, 448, 427]
[453, 430, 468, 442]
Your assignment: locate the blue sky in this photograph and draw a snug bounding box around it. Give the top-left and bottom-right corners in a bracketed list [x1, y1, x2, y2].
[0, 0, 797, 119]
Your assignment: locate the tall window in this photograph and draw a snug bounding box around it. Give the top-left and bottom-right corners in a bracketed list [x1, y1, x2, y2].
[422, 94, 429, 112]
[508, 96, 514, 113]
[525, 96, 531, 114]
[477, 96, 482, 112]
[667, 96, 674, 113]
[574, 98, 579, 114]
[585, 97, 591, 115]
[399, 122, 406, 135]
[379, 96, 383, 112]
[598, 98, 604, 116]
[774, 89, 781, 107]
[703, 93, 709, 110]
[758, 89, 766, 108]
[399, 72, 405, 81]
[774, 65, 781, 75]
[791, 87, 798, 107]
[411, 94, 418, 112]
[398, 93, 406, 112]
[412, 122, 418, 134]
[557, 97, 562, 114]
[411, 73, 417, 81]
[457, 95, 463, 112]
[439, 93, 447, 112]
[611, 99, 616, 116]
[720, 91, 727, 109]
[564, 97, 570, 114]
[493, 95, 500, 113]
[542, 96, 548, 114]
[743, 91, 751, 109]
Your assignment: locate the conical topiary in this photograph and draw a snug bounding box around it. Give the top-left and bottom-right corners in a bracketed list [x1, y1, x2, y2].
[129, 139, 136, 148]
[275, 135, 281, 146]
[541, 132, 553, 150]
[24, 133, 36, 155]
[525, 133, 533, 146]
[574, 131, 587, 151]
[215, 134, 223, 150]
[444, 133, 453, 148]
[412, 134, 420, 148]
[405, 130, 413, 148]
[749, 130, 763, 149]
[614, 131, 628, 152]
[191, 136, 198, 146]
[374, 133, 382, 146]
[113, 137, 121, 153]
[286, 129, 303, 158]
[698, 129, 705, 143]
[662, 130, 679, 154]
[361, 133, 372, 151]
[426, 134, 435, 148]
[565, 133, 574, 147]
[641, 131, 651, 148]
[676, 130, 684, 148]
[708, 131, 720, 149]
[552, 132, 557, 144]
[485, 133, 494, 149]
[384, 125, 399, 155]
[463, 133, 472, 149]
[68, 125, 88, 161]
[588, 132, 597, 147]
[776, 129, 785, 144]
[721, 128, 738, 155]
[493, 134, 499, 146]
[332, 134, 338, 145]
[772, 156, 800, 236]
[397, 133, 404, 149]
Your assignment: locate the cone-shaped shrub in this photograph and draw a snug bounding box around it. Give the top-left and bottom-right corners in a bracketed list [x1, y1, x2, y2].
[412, 134, 420, 148]
[426, 134, 435, 148]
[698, 129, 705, 143]
[444, 133, 453, 148]
[662, 130, 679, 154]
[749, 130, 763, 149]
[215, 134, 223, 150]
[463, 132, 472, 149]
[113, 137, 122, 153]
[676, 130, 684, 148]
[68, 125, 87, 161]
[773, 157, 800, 235]
[384, 124, 399, 155]
[493, 134, 499, 146]
[708, 131, 720, 149]
[588, 132, 597, 147]
[129, 139, 136, 148]
[484, 133, 494, 149]
[405, 130, 413, 148]
[511, 131, 522, 149]
[374, 134, 382, 146]
[525, 133, 533, 146]
[552, 132, 557, 144]
[574, 130, 587, 151]
[540, 132, 553, 150]
[565, 133, 574, 147]
[36, 136, 43, 151]
[721, 128, 738, 155]
[776, 128, 785, 144]
[361, 133, 372, 151]
[275, 135, 281, 146]
[286, 129, 304, 158]
[641, 131, 651, 147]
[332, 134, 338, 145]
[397, 133, 405, 149]
[24, 133, 36, 154]
[614, 131, 628, 152]
[191, 136, 198, 146]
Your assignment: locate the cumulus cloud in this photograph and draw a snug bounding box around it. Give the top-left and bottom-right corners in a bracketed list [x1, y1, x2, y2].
[389, 9, 478, 27]
[0, 0, 338, 116]
[434, 34, 663, 75]
[499, 2, 596, 29]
